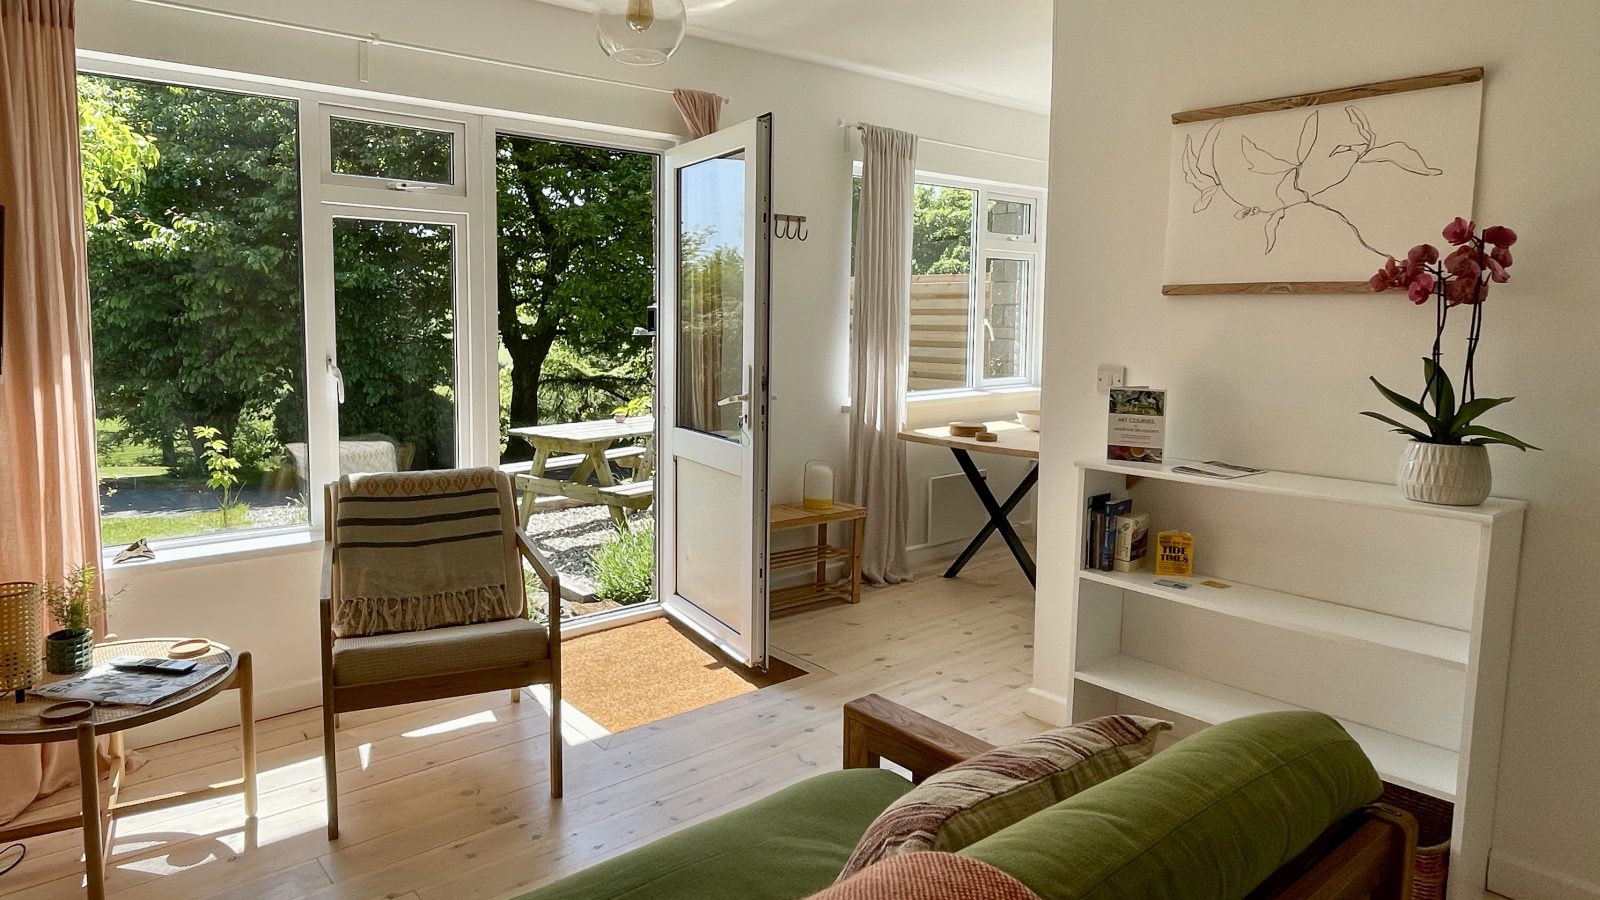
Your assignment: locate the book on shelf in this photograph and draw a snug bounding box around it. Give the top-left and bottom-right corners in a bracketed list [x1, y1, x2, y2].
[1113, 512, 1151, 572]
[1084, 492, 1111, 569]
[1107, 388, 1166, 464]
[1099, 499, 1132, 571]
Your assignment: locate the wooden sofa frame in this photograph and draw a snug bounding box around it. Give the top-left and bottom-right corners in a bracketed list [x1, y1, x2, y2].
[319, 483, 563, 840]
[842, 694, 1418, 900]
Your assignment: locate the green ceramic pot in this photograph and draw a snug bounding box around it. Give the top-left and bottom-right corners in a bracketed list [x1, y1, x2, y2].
[45, 628, 94, 675]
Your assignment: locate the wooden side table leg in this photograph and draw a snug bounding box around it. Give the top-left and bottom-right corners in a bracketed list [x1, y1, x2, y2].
[77, 722, 106, 900]
[815, 523, 828, 592]
[238, 651, 259, 818]
[850, 515, 865, 604]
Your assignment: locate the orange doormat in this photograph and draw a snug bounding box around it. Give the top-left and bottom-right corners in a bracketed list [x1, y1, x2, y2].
[561, 616, 806, 734]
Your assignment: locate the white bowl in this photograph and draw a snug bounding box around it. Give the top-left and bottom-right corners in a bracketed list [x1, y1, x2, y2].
[1016, 409, 1041, 431]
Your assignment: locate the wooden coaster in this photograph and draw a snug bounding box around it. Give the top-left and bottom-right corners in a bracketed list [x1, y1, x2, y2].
[974, 431, 999, 442]
[39, 700, 94, 724]
[949, 422, 984, 437]
[168, 639, 212, 659]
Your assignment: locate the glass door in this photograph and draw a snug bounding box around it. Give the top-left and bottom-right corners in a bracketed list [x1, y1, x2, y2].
[656, 115, 773, 668]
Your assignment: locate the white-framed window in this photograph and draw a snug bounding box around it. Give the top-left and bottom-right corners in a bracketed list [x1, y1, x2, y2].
[78, 55, 669, 558]
[852, 168, 1045, 396]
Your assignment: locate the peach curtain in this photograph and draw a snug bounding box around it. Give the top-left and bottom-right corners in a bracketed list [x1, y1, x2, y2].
[672, 88, 721, 139]
[0, 0, 105, 825]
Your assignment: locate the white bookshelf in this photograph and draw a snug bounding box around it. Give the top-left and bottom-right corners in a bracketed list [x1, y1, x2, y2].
[1027, 457, 1525, 900]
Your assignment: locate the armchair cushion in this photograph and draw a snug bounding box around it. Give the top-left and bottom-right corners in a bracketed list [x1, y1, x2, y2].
[333, 617, 549, 686]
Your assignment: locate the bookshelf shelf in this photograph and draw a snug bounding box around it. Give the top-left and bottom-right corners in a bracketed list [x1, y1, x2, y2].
[1077, 568, 1470, 669]
[1075, 655, 1458, 800]
[1029, 457, 1526, 899]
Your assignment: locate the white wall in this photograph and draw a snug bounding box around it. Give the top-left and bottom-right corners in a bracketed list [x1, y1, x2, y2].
[81, 0, 1047, 740]
[1040, 2, 1600, 897]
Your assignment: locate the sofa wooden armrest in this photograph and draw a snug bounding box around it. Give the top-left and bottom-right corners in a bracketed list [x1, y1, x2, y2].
[842, 694, 996, 783]
[1249, 802, 1417, 900]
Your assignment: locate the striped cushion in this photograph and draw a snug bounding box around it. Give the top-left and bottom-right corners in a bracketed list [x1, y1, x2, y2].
[808, 852, 1039, 900]
[333, 618, 549, 686]
[333, 468, 525, 638]
[838, 715, 1170, 879]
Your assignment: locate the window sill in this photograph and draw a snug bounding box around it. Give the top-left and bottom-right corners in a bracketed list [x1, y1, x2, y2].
[103, 528, 320, 577]
[906, 385, 1040, 406]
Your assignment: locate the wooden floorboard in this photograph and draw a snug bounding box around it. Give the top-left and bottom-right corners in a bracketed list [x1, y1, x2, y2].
[0, 548, 1039, 899]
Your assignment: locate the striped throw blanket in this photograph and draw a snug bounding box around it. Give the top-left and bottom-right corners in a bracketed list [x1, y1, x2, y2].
[333, 468, 525, 638]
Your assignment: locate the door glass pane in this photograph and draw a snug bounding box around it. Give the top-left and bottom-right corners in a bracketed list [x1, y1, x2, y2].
[330, 117, 454, 184]
[676, 152, 745, 440]
[910, 184, 975, 392]
[986, 198, 1032, 237]
[333, 218, 457, 471]
[983, 258, 1029, 381]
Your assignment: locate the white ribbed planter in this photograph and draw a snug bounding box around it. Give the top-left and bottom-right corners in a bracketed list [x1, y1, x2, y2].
[1397, 442, 1492, 506]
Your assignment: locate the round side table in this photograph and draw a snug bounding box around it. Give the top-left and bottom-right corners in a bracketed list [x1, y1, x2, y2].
[0, 638, 257, 900]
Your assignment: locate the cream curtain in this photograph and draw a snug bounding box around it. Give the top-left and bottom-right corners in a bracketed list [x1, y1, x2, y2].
[847, 124, 916, 584]
[672, 88, 721, 139]
[0, 0, 106, 824]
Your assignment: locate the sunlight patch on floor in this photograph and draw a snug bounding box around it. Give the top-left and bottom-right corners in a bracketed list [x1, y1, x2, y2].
[402, 709, 498, 738]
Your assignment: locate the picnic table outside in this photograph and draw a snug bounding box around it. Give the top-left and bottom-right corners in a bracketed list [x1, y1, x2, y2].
[508, 416, 655, 529]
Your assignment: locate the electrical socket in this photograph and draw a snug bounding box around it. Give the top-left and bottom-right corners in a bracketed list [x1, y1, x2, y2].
[1096, 364, 1126, 393]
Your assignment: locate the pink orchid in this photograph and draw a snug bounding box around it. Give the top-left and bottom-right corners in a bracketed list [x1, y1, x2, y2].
[1442, 216, 1476, 245]
[1483, 225, 1517, 247]
[1444, 245, 1482, 281]
[1407, 273, 1437, 304]
[1407, 244, 1440, 265]
[1485, 256, 1510, 283]
[1445, 277, 1482, 306]
[1490, 245, 1513, 269]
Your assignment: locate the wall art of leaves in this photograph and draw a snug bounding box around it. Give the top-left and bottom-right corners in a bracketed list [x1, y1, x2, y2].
[1164, 79, 1482, 289]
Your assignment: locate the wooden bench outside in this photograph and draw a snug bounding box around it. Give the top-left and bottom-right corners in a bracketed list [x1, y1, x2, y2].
[596, 480, 655, 529]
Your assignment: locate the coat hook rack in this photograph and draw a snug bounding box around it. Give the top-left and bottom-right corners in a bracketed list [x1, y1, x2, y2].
[773, 213, 808, 241]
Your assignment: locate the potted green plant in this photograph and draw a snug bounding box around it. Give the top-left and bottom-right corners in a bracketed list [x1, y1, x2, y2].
[1363, 217, 1539, 506]
[42, 564, 105, 675]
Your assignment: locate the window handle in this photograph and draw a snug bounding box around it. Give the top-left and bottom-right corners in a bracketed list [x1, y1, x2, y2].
[327, 355, 346, 405]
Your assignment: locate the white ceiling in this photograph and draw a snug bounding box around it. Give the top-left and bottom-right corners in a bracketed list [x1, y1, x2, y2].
[540, 0, 1054, 113]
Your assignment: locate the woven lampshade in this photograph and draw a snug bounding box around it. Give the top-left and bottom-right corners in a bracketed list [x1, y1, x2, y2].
[0, 582, 43, 696]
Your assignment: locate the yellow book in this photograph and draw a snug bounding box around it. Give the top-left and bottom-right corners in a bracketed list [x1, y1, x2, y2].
[1155, 530, 1194, 577]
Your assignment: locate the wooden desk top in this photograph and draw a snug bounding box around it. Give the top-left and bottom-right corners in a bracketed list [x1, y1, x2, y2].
[898, 420, 1040, 460]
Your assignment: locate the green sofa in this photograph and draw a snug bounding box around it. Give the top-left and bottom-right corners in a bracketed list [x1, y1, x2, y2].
[521, 696, 1417, 900]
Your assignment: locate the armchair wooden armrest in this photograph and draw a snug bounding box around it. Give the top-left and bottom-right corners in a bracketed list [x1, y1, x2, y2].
[843, 694, 996, 784]
[516, 528, 561, 645]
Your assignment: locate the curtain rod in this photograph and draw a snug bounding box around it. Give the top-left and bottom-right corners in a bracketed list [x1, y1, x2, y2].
[122, 0, 729, 102]
[839, 120, 1046, 164]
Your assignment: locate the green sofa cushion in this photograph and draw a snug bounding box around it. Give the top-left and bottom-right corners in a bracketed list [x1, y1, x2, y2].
[517, 767, 915, 900]
[959, 711, 1382, 900]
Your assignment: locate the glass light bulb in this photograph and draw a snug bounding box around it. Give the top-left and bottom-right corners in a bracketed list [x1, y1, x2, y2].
[596, 0, 685, 66]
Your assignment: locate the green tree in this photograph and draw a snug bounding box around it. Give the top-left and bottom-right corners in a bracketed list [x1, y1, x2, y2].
[496, 135, 655, 456]
[912, 184, 974, 275]
[80, 75, 305, 471]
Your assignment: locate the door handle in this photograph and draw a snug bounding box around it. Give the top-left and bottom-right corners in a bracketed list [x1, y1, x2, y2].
[327, 355, 346, 405]
[716, 392, 748, 408]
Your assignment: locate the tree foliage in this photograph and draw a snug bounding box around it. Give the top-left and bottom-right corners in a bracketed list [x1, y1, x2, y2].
[912, 184, 974, 275]
[80, 75, 305, 470]
[496, 135, 655, 458]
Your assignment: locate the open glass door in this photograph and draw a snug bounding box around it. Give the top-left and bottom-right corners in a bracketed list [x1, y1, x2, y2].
[657, 115, 773, 668]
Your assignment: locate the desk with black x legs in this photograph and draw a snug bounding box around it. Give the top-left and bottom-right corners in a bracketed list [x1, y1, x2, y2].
[899, 421, 1039, 586]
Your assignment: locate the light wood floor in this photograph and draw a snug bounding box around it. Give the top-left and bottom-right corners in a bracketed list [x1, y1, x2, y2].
[1, 549, 1039, 899]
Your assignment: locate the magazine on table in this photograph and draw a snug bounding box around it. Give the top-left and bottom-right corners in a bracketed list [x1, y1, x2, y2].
[32, 662, 225, 706]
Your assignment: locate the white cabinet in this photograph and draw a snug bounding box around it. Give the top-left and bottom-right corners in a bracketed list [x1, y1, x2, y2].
[1026, 458, 1525, 900]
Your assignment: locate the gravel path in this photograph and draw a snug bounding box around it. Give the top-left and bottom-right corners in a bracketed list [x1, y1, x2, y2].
[525, 504, 649, 589]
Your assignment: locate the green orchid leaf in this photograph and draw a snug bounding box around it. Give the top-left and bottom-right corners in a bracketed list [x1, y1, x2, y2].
[1457, 425, 1542, 451]
[1421, 357, 1455, 428]
[1450, 396, 1515, 435]
[1359, 411, 1431, 442]
[1369, 377, 1435, 430]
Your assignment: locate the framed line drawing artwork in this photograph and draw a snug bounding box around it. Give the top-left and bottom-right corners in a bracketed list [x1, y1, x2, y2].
[1163, 68, 1483, 296]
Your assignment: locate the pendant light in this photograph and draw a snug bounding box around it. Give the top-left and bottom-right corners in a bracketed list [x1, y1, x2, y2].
[595, 0, 687, 67]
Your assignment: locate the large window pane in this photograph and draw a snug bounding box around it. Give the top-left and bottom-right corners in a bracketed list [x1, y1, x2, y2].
[81, 73, 308, 547]
[983, 258, 1030, 380]
[910, 184, 975, 392]
[676, 153, 746, 440]
[333, 218, 457, 470]
[329, 116, 454, 184]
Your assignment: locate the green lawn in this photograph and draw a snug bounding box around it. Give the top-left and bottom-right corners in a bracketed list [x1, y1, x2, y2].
[102, 510, 239, 546]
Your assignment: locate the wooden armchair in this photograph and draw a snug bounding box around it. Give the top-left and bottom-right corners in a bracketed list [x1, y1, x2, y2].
[842, 695, 1417, 900]
[319, 469, 562, 840]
